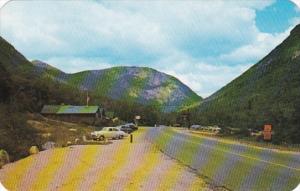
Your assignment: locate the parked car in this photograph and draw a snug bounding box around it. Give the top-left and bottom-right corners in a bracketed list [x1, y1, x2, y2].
[118, 125, 134, 134]
[113, 127, 129, 138]
[211, 126, 221, 133]
[250, 130, 263, 137]
[91, 127, 119, 141]
[125, 123, 138, 130]
[190, 124, 202, 130]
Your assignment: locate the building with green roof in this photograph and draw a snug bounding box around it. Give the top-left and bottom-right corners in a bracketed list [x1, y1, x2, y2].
[41, 105, 104, 125]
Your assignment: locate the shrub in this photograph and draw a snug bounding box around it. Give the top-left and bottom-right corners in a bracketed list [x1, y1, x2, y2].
[29, 146, 39, 155]
[0, 149, 10, 168]
[0, 105, 42, 161]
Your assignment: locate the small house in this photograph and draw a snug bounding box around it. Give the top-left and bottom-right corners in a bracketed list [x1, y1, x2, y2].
[41, 105, 104, 125]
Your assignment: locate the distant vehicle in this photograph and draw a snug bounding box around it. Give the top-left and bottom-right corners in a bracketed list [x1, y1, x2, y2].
[250, 130, 263, 137]
[209, 126, 221, 133]
[124, 123, 138, 130]
[118, 125, 134, 134]
[203, 126, 221, 133]
[190, 124, 202, 130]
[113, 127, 129, 139]
[91, 127, 120, 141]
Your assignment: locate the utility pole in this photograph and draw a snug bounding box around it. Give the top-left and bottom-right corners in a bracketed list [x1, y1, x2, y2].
[86, 90, 90, 106]
[181, 109, 191, 129]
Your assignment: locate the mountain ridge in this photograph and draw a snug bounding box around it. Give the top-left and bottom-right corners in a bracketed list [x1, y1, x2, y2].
[32, 60, 202, 112]
[192, 24, 300, 144]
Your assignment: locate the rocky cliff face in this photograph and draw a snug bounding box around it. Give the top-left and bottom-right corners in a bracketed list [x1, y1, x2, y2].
[33, 61, 202, 112]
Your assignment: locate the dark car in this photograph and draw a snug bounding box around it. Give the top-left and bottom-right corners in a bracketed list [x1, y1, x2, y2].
[126, 123, 138, 130]
[119, 123, 138, 133]
[119, 125, 134, 134]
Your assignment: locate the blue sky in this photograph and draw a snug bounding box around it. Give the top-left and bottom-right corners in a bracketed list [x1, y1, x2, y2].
[0, 0, 299, 97]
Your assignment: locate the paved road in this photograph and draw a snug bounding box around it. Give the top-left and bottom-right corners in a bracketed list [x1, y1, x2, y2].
[146, 127, 300, 191]
[0, 128, 214, 191]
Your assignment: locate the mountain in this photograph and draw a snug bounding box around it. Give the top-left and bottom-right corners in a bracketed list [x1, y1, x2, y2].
[0, 36, 39, 108]
[0, 36, 89, 160]
[0, 35, 201, 113]
[193, 24, 300, 144]
[0, 36, 43, 160]
[32, 61, 202, 112]
[0, 36, 36, 85]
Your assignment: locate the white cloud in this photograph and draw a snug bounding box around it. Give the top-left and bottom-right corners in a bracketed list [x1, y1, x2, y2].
[0, 0, 299, 97]
[0, 0, 9, 9]
[0, 0, 275, 58]
[0, 1, 171, 58]
[218, 31, 289, 64]
[162, 61, 251, 98]
[43, 57, 113, 74]
[290, 0, 300, 9]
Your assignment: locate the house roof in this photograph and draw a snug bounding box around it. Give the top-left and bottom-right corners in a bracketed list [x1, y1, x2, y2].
[41, 105, 100, 114]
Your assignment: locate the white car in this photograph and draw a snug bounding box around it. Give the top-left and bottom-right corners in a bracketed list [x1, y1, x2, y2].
[91, 127, 118, 141]
[114, 127, 129, 138]
[190, 124, 202, 130]
[91, 127, 128, 141]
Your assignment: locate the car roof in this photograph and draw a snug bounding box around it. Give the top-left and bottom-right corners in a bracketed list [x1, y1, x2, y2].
[103, 127, 114, 129]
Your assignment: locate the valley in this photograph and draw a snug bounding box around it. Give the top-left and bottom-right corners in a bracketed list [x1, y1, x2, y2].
[0, 4, 300, 190]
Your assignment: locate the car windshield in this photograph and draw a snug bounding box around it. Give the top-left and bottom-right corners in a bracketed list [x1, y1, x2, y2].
[102, 127, 113, 131]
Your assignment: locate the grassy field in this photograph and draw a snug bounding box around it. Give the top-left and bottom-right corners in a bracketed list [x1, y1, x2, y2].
[146, 127, 300, 191]
[28, 116, 94, 147]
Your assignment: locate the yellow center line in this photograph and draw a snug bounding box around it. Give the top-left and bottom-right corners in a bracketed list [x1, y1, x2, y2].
[58, 145, 102, 191]
[30, 148, 69, 191]
[124, 146, 161, 191]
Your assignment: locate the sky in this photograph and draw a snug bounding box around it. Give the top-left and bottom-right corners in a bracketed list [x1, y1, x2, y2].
[0, 0, 300, 98]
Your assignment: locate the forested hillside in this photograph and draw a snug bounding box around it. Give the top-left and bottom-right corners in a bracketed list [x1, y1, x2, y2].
[0, 36, 88, 160]
[0, 36, 178, 160]
[191, 24, 300, 144]
[32, 61, 202, 112]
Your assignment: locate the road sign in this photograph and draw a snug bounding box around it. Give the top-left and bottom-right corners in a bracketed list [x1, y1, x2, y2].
[264, 124, 272, 132]
[263, 131, 272, 140]
[135, 115, 141, 120]
[263, 124, 272, 141]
